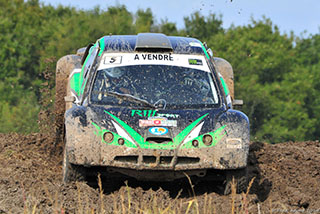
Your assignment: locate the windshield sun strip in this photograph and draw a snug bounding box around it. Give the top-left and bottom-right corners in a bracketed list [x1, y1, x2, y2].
[98, 53, 211, 72]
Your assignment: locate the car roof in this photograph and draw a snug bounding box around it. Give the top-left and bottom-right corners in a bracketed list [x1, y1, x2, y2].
[97, 33, 209, 57]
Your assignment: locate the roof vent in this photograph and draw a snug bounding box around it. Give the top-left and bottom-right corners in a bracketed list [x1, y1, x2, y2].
[135, 33, 173, 52]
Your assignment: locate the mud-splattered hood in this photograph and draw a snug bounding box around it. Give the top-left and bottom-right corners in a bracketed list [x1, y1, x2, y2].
[86, 105, 228, 149]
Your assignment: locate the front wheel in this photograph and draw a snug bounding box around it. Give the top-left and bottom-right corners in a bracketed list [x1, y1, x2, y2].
[62, 147, 86, 183]
[223, 167, 248, 195]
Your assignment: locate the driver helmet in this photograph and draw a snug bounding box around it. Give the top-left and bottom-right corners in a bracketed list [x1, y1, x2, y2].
[106, 67, 125, 78]
[195, 79, 210, 95]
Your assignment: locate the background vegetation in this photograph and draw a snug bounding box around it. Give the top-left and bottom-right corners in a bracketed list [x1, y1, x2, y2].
[1, 0, 319, 143]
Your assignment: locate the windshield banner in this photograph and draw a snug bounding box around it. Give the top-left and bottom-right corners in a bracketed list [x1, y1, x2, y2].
[98, 53, 210, 72]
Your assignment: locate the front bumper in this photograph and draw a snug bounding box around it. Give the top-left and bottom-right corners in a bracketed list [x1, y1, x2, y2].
[66, 133, 248, 171]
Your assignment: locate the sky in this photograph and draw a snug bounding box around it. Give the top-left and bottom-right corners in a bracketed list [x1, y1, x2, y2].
[40, 0, 320, 37]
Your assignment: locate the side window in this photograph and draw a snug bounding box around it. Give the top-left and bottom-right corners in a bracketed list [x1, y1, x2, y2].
[69, 69, 81, 100]
[218, 73, 232, 107]
[80, 45, 99, 96]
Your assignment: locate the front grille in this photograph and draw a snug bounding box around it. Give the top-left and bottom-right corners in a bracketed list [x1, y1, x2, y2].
[113, 155, 200, 166]
[143, 156, 156, 164]
[160, 156, 173, 165]
[114, 156, 138, 164]
[146, 137, 172, 144]
[177, 157, 200, 165]
[142, 156, 173, 165]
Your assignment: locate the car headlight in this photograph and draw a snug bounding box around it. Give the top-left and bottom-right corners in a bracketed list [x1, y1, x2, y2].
[202, 134, 213, 146]
[103, 132, 114, 143]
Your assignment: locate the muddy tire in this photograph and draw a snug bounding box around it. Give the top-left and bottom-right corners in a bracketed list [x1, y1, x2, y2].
[223, 167, 248, 195]
[62, 146, 86, 183]
[55, 55, 82, 146]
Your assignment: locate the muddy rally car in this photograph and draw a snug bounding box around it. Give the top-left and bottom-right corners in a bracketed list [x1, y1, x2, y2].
[55, 33, 250, 194]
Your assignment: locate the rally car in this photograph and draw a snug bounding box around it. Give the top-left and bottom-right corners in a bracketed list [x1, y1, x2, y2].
[56, 33, 250, 194]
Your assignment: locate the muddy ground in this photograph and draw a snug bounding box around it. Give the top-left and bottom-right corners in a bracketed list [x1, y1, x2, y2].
[0, 133, 319, 213]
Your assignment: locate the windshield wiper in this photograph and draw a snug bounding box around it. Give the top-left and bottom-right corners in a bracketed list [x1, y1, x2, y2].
[105, 91, 156, 108]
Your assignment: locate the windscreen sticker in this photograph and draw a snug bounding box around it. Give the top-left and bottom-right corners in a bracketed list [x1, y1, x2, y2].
[149, 127, 168, 136]
[134, 53, 173, 61]
[98, 53, 211, 73]
[139, 117, 177, 127]
[104, 56, 122, 64]
[188, 59, 203, 65]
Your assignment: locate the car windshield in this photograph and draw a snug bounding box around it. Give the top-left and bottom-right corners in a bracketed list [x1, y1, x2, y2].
[90, 64, 219, 109]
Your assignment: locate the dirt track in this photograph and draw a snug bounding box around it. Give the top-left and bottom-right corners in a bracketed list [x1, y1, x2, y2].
[0, 133, 319, 213]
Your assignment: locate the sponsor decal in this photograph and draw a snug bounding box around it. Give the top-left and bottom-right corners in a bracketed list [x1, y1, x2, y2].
[98, 53, 211, 73]
[131, 110, 180, 118]
[188, 59, 203, 66]
[156, 113, 180, 118]
[139, 117, 177, 127]
[131, 109, 157, 117]
[104, 56, 122, 64]
[149, 127, 168, 136]
[226, 144, 242, 149]
[134, 53, 173, 61]
[226, 138, 242, 149]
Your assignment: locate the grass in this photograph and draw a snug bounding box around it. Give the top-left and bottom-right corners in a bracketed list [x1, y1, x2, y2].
[18, 175, 265, 214]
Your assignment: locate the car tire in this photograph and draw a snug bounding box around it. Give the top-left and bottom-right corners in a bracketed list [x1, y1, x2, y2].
[62, 146, 86, 183]
[55, 55, 82, 146]
[223, 167, 248, 195]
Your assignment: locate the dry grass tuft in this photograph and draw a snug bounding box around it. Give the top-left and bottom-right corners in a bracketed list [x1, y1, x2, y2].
[20, 175, 276, 214]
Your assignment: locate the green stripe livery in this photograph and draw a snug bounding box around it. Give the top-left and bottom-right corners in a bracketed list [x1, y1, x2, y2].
[92, 111, 227, 150]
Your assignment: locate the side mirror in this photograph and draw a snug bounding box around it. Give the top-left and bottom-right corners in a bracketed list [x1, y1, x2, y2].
[76, 47, 86, 56]
[233, 99, 243, 107]
[64, 96, 76, 103]
[207, 48, 213, 58]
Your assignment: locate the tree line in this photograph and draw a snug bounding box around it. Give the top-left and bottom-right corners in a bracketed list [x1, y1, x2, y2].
[0, 0, 319, 143]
